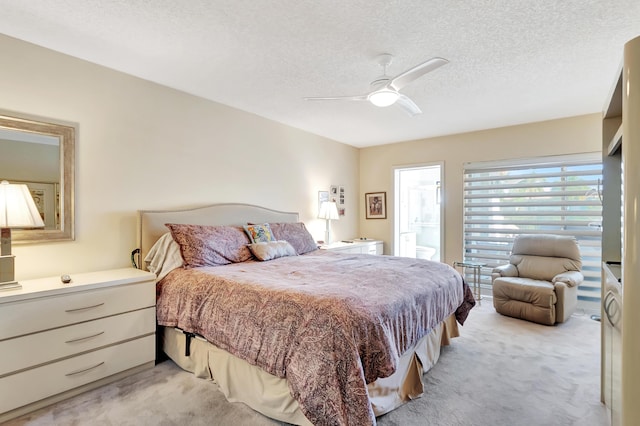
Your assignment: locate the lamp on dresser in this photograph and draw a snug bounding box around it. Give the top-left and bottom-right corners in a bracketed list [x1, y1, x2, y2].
[0, 180, 45, 290]
[318, 201, 340, 244]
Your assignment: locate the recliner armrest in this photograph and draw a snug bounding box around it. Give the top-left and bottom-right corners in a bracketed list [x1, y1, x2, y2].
[552, 271, 584, 288]
[491, 264, 518, 282]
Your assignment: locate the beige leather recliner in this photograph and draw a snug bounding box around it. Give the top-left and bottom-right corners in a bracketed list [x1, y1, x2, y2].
[491, 234, 583, 325]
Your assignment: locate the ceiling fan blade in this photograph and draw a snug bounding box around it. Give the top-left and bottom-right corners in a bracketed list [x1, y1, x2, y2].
[303, 95, 369, 101]
[388, 57, 448, 91]
[395, 94, 422, 116]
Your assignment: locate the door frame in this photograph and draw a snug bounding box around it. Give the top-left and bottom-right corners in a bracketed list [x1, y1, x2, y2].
[392, 161, 445, 260]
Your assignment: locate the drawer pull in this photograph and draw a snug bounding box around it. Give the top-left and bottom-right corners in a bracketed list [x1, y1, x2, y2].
[65, 331, 105, 344]
[65, 361, 105, 376]
[65, 302, 105, 313]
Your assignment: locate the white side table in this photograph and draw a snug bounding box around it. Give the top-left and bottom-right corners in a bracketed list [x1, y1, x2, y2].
[320, 239, 383, 255]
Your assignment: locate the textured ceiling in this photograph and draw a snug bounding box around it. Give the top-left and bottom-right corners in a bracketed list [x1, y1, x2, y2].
[1, 1, 639, 147]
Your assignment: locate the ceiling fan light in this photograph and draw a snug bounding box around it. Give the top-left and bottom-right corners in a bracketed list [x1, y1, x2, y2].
[369, 90, 399, 107]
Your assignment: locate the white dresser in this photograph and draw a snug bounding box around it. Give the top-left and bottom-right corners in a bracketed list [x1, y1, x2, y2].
[0, 268, 156, 422]
[320, 239, 383, 255]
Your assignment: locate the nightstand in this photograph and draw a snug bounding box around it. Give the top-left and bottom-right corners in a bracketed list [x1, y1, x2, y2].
[320, 239, 383, 255]
[0, 268, 156, 422]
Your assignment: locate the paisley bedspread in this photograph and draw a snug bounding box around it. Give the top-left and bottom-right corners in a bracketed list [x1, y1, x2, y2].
[156, 250, 474, 425]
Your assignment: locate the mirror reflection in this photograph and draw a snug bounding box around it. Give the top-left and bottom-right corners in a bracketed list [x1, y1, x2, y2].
[0, 112, 75, 243]
[0, 129, 60, 229]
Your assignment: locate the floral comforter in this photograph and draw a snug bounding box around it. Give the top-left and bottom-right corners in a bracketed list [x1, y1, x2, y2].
[156, 250, 475, 425]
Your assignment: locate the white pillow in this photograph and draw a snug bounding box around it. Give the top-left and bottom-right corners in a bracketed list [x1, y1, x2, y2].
[248, 240, 297, 261]
[144, 232, 184, 281]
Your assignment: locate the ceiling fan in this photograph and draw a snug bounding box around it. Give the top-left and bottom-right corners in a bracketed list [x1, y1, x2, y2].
[304, 54, 448, 116]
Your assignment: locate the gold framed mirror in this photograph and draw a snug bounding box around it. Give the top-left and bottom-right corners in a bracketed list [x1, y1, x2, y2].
[0, 110, 75, 243]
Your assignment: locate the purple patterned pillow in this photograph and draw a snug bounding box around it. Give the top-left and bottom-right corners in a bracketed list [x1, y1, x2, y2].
[269, 222, 318, 255]
[165, 223, 253, 268]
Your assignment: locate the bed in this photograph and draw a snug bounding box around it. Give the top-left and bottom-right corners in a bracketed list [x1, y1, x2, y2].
[137, 203, 474, 426]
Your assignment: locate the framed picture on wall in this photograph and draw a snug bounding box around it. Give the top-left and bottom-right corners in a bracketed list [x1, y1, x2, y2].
[329, 185, 338, 203]
[365, 192, 386, 219]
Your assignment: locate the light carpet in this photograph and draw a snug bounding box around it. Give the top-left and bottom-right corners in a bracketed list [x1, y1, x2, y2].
[6, 301, 608, 426]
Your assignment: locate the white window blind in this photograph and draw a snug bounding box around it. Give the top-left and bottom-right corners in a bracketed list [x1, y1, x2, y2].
[463, 153, 603, 311]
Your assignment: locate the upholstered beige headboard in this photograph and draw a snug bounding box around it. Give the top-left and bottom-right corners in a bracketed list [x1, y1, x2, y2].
[137, 203, 299, 270]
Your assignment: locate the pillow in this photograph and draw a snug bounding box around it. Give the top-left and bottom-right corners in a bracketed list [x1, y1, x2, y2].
[243, 223, 276, 243]
[268, 222, 318, 255]
[248, 240, 297, 261]
[144, 232, 184, 281]
[166, 223, 253, 268]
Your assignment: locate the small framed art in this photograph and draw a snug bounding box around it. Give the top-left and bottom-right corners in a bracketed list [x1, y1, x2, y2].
[329, 185, 338, 202]
[365, 192, 386, 219]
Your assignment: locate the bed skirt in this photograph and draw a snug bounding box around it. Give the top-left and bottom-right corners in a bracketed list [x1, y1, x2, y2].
[161, 314, 459, 425]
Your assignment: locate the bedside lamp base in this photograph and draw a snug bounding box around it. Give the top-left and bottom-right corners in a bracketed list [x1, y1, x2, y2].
[0, 237, 20, 291]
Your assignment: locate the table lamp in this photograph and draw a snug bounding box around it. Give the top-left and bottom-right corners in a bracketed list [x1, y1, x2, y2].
[318, 201, 339, 244]
[0, 180, 45, 290]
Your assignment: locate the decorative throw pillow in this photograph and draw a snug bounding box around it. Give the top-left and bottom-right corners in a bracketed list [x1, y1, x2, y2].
[243, 223, 276, 243]
[165, 223, 253, 268]
[268, 222, 318, 255]
[144, 232, 184, 281]
[248, 240, 297, 261]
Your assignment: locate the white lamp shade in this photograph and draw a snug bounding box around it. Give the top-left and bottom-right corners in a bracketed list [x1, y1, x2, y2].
[318, 201, 340, 220]
[0, 180, 45, 228]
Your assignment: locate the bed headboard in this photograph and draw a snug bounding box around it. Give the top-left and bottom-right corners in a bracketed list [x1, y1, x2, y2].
[137, 203, 299, 269]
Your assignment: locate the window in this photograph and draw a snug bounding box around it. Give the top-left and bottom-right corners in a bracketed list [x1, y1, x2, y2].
[463, 153, 603, 313]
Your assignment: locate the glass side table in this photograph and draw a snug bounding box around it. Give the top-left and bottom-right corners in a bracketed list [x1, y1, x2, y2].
[453, 261, 486, 303]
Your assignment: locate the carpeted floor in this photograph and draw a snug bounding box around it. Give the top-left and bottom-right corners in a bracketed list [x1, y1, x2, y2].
[6, 301, 608, 426]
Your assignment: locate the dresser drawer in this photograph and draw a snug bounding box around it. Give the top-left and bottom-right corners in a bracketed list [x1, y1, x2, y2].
[335, 245, 359, 254]
[370, 242, 383, 255]
[321, 240, 383, 255]
[0, 280, 155, 340]
[0, 335, 155, 414]
[0, 307, 155, 376]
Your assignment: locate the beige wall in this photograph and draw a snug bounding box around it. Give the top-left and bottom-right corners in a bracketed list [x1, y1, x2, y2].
[0, 139, 59, 183]
[0, 33, 604, 282]
[359, 113, 602, 263]
[0, 35, 359, 279]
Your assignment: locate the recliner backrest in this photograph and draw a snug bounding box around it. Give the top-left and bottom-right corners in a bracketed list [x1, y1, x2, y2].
[509, 234, 582, 281]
